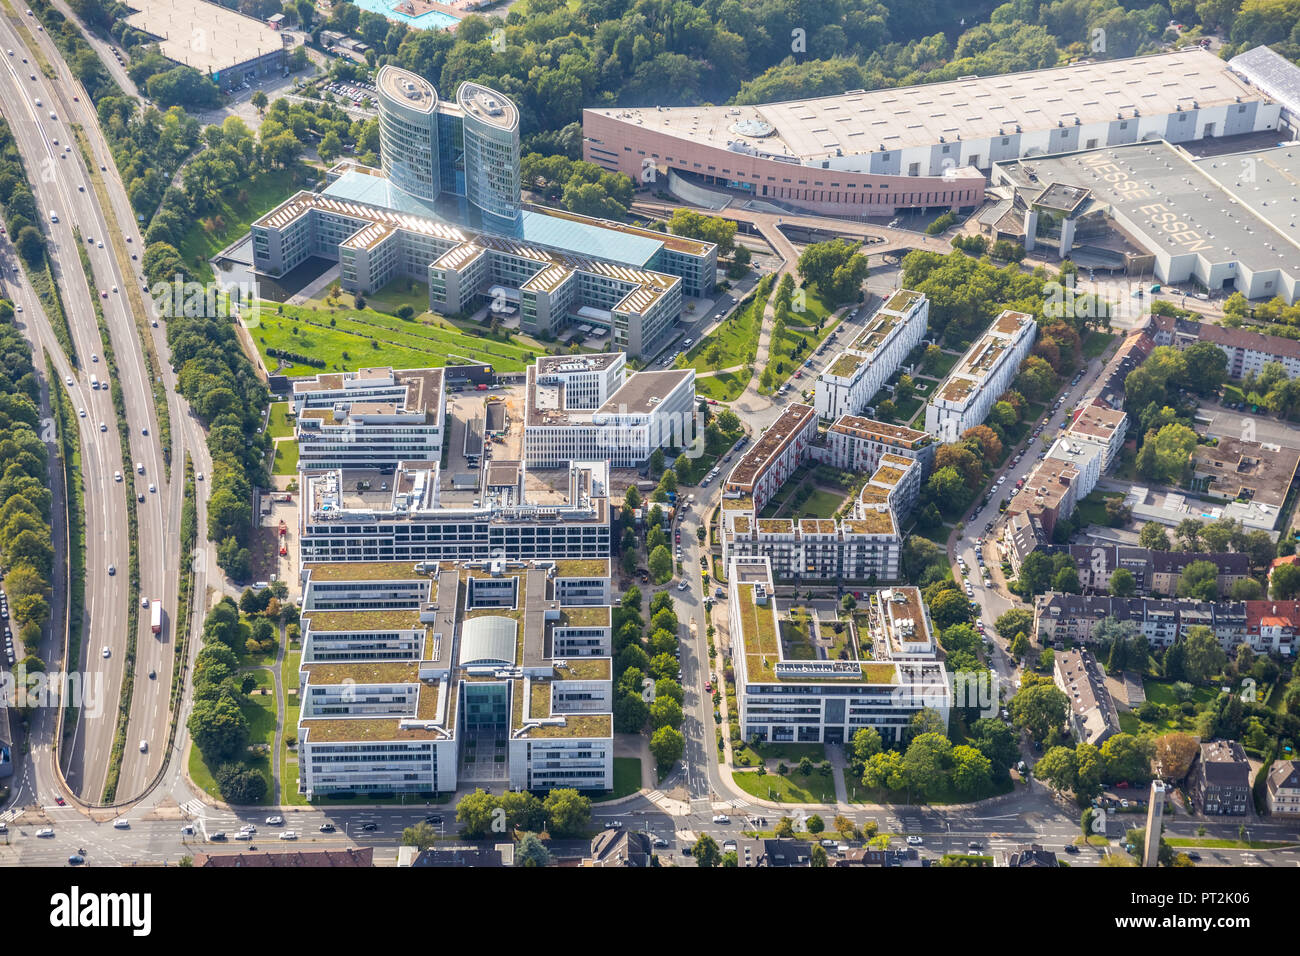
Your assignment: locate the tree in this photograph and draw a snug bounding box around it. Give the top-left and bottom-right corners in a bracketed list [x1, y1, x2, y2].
[929, 588, 974, 629]
[810, 845, 829, 867]
[516, 832, 552, 867]
[1272, 562, 1300, 599]
[1100, 733, 1153, 785]
[851, 727, 882, 765]
[401, 822, 438, 850]
[951, 745, 993, 795]
[649, 447, 665, 476]
[1010, 631, 1032, 661]
[648, 545, 674, 584]
[1175, 518, 1204, 551]
[902, 732, 953, 798]
[1109, 568, 1136, 597]
[187, 696, 249, 761]
[806, 814, 825, 835]
[543, 789, 591, 838]
[1138, 423, 1197, 484]
[650, 695, 684, 730]
[455, 790, 499, 838]
[1182, 626, 1227, 683]
[649, 725, 685, 772]
[1053, 566, 1081, 593]
[1176, 560, 1220, 601]
[994, 608, 1034, 641]
[1009, 680, 1069, 745]
[1228, 578, 1262, 600]
[1139, 521, 1171, 551]
[693, 833, 722, 867]
[774, 816, 796, 838]
[1034, 746, 1078, 794]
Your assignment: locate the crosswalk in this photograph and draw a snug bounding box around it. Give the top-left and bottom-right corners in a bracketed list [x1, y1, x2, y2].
[180, 799, 206, 821]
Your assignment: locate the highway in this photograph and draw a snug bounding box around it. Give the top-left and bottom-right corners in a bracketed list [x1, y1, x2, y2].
[0, 6, 215, 806]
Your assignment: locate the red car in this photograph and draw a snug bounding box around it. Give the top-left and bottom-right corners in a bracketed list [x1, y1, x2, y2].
[704, 681, 713, 693]
[55, 796, 66, 806]
[279, 544, 288, 556]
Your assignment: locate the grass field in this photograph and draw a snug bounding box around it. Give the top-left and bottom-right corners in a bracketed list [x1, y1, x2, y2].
[1073, 490, 1123, 527]
[696, 371, 748, 401]
[181, 169, 302, 281]
[922, 348, 961, 379]
[591, 757, 643, 801]
[674, 277, 774, 400]
[732, 769, 837, 803]
[1082, 330, 1117, 360]
[272, 440, 299, 476]
[267, 402, 294, 439]
[251, 299, 550, 376]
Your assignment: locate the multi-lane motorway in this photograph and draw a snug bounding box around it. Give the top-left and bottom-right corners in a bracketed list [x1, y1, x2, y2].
[0, 6, 215, 806]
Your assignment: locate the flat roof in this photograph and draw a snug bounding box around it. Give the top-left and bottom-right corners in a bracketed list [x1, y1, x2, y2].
[996, 142, 1300, 277]
[1193, 437, 1300, 509]
[596, 369, 693, 415]
[457, 81, 519, 133]
[727, 403, 816, 489]
[378, 65, 437, 114]
[587, 48, 1257, 163]
[122, 0, 286, 75]
[828, 416, 931, 449]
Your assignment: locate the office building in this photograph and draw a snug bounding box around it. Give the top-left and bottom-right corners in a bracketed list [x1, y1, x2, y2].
[291, 367, 445, 471]
[296, 558, 614, 797]
[728, 558, 950, 745]
[523, 353, 696, 468]
[297, 458, 611, 564]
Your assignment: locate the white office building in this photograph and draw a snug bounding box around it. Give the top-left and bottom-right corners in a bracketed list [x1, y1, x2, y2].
[523, 353, 696, 468]
[925, 310, 1036, 442]
[814, 290, 929, 420]
[292, 367, 445, 471]
[729, 558, 950, 745]
[296, 558, 614, 797]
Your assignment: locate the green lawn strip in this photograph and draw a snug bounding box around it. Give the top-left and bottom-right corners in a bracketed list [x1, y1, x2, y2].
[591, 757, 642, 802]
[171, 457, 197, 701]
[731, 769, 837, 803]
[27, 263, 77, 367]
[179, 169, 303, 282]
[1082, 330, 1117, 360]
[922, 349, 960, 379]
[266, 402, 295, 439]
[677, 274, 774, 379]
[253, 300, 547, 375]
[272, 439, 299, 475]
[1166, 838, 1292, 850]
[48, 352, 86, 737]
[368, 276, 436, 317]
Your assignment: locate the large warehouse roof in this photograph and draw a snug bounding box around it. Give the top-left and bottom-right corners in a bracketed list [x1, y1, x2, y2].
[123, 0, 286, 75]
[1229, 45, 1300, 120]
[588, 48, 1261, 162]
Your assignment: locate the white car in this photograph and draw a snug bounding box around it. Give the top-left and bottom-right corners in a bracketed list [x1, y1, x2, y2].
[266, 815, 284, 825]
[36, 828, 54, 838]
[711, 814, 730, 824]
[113, 471, 122, 481]
[677, 580, 688, 591]
[278, 830, 298, 840]
[34, 98, 41, 106]
[78, 407, 85, 417]
[141, 596, 149, 608]
[113, 819, 130, 829]
[99, 422, 107, 432]
[906, 835, 923, 845]
[101, 646, 110, 658]
[196, 472, 204, 481]
[234, 830, 253, 840]
[148, 484, 155, 493]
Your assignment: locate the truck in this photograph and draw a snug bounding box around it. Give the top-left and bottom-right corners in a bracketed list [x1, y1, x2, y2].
[150, 600, 162, 634]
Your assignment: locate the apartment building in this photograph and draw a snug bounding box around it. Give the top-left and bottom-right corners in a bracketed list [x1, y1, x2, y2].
[523, 353, 696, 468]
[1189, 740, 1251, 816]
[728, 557, 950, 745]
[1081, 329, 1154, 412]
[1064, 401, 1128, 472]
[1266, 761, 1300, 817]
[814, 290, 928, 420]
[298, 459, 611, 564]
[722, 452, 921, 583]
[819, 416, 935, 491]
[291, 367, 445, 471]
[1151, 313, 1300, 379]
[1002, 456, 1080, 540]
[1053, 647, 1120, 747]
[722, 403, 818, 513]
[1067, 545, 1250, 596]
[1034, 592, 1295, 655]
[925, 310, 1036, 442]
[296, 558, 614, 797]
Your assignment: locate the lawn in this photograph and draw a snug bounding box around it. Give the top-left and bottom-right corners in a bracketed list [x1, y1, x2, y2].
[272, 440, 299, 476]
[267, 402, 295, 439]
[180, 168, 304, 281]
[696, 371, 749, 402]
[251, 299, 549, 376]
[187, 694, 275, 805]
[731, 769, 838, 803]
[592, 757, 643, 801]
[1073, 490, 1123, 527]
[922, 348, 961, 379]
[795, 488, 847, 519]
[1082, 330, 1117, 360]
[367, 277, 435, 318]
